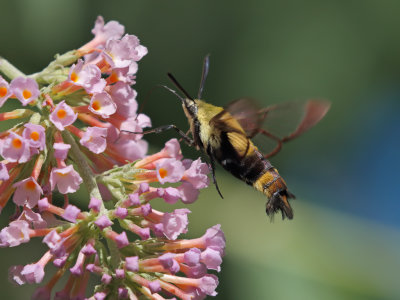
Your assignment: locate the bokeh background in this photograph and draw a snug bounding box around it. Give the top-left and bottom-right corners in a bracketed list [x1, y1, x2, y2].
[1, 0, 400, 299]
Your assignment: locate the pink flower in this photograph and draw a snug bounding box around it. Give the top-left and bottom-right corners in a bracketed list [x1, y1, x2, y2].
[88, 197, 102, 212]
[184, 248, 201, 266]
[23, 123, 46, 151]
[115, 231, 129, 248]
[0, 220, 30, 247]
[43, 230, 61, 249]
[111, 138, 148, 162]
[114, 207, 128, 219]
[0, 163, 9, 181]
[103, 34, 147, 69]
[89, 92, 117, 118]
[161, 138, 183, 160]
[183, 158, 210, 189]
[20, 207, 46, 229]
[136, 113, 151, 128]
[202, 225, 225, 255]
[0, 76, 12, 107]
[178, 182, 200, 204]
[159, 253, 180, 274]
[12, 177, 43, 208]
[21, 263, 45, 284]
[156, 158, 185, 184]
[1, 131, 31, 163]
[50, 165, 83, 194]
[53, 143, 71, 160]
[95, 215, 113, 230]
[10, 77, 40, 106]
[183, 263, 207, 279]
[62, 205, 81, 223]
[68, 60, 106, 94]
[49, 100, 77, 130]
[162, 208, 190, 240]
[200, 247, 222, 272]
[159, 187, 181, 204]
[80, 126, 108, 153]
[79, 16, 124, 52]
[198, 274, 219, 296]
[125, 256, 139, 272]
[109, 81, 138, 118]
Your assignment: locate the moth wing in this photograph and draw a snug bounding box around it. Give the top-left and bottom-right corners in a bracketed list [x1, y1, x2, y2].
[225, 98, 330, 158]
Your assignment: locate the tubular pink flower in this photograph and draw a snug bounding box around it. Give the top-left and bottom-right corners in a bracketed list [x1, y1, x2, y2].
[0, 76, 12, 107]
[0, 162, 9, 181]
[12, 177, 43, 208]
[183, 158, 210, 189]
[89, 92, 117, 118]
[79, 16, 124, 53]
[162, 208, 190, 240]
[114, 206, 128, 219]
[53, 143, 71, 160]
[162, 138, 183, 160]
[111, 138, 148, 162]
[181, 263, 207, 279]
[23, 123, 46, 151]
[1, 131, 32, 163]
[50, 165, 83, 194]
[103, 34, 147, 69]
[200, 247, 223, 272]
[88, 197, 102, 212]
[21, 263, 45, 284]
[184, 248, 201, 266]
[50, 101, 78, 131]
[159, 187, 181, 204]
[94, 215, 113, 230]
[201, 224, 226, 254]
[43, 230, 61, 249]
[68, 60, 106, 94]
[178, 182, 200, 204]
[156, 158, 185, 184]
[125, 256, 139, 272]
[10, 77, 40, 106]
[62, 205, 81, 223]
[0, 220, 30, 247]
[20, 207, 47, 229]
[109, 81, 138, 118]
[80, 126, 108, 153]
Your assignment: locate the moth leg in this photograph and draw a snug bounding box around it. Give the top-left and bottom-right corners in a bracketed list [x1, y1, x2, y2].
[207, 147, 224, 199]
[178, 129, 191, 144]
[122, 125, 195, 147]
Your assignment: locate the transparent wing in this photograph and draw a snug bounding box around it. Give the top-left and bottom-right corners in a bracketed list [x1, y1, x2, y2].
[225, 98, 331, 158]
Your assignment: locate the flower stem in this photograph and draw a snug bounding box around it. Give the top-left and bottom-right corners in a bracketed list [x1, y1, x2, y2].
[0, 56, 25, 80]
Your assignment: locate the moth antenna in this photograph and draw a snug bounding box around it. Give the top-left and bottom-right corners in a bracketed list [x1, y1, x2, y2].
[198, 54, 210, 99]
[159, 85, 185, 103]
[167, 73, 194, 101]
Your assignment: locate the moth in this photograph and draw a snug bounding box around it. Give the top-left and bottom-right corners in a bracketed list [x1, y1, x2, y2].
[142, 56, 330, 219]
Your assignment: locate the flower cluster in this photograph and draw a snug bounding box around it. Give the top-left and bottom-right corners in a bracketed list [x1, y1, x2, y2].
[0, 16, 225, 299]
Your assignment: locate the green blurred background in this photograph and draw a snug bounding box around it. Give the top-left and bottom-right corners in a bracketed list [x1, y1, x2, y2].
[1, 0, 400, 299]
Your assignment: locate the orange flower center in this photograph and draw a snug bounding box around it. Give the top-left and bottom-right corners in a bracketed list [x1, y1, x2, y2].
[12, 138, 22, 149]
[91, 100, 101, 111]
[25, 180, 37, 190]
[70, 72, 78, 82]
[109, 72, 118, 83]
[0, 87, 7, 97]
[57, 109, 67, 119]
[159, 168, 168, 178]
[30, 131, 40, 141]
[22, 89, 32, 99]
